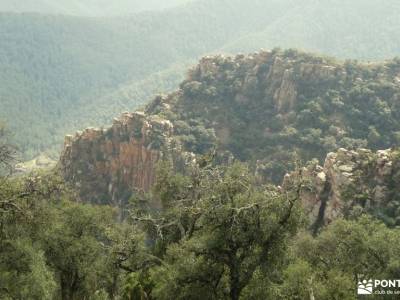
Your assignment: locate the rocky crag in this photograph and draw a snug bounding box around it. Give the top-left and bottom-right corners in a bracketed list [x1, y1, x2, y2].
[60, 49, 400, 207]
[285, 148, 400, 229]
[60, 111, 180, 205]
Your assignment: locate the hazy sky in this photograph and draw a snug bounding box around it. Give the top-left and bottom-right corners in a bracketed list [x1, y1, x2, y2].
[0, 0, 193, 16]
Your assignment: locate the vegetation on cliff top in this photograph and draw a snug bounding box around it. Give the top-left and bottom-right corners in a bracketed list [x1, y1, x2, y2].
[145, 49, 400, 182]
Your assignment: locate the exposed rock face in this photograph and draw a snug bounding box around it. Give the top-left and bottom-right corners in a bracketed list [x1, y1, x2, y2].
[284, 148, 400, 229]
[60, 111, 174, 206]
[273, 68, 297, 113]
[263, 55, 338, 113]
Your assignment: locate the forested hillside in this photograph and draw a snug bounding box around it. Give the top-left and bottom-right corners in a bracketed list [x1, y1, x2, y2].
[0, 0, 301, 159]
[2, 0, 400, 160]
[146, 50, 400, 182]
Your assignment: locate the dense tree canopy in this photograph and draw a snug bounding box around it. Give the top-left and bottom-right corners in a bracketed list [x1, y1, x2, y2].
[1, 140, 400, 299]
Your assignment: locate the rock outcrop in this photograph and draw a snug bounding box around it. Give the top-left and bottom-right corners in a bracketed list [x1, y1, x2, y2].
[60, 111, 174, 206]
[284, 148, 400, 229]
[59, 49, 400, 208]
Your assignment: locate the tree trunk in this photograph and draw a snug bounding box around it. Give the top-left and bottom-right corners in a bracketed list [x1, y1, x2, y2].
[60, 273, 77, 300]
[230, 286, 240, 300]
[229, 263, 241, 300]
[60, 276, 70, 300]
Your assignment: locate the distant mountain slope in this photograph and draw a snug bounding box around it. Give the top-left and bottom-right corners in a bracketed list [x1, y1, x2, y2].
[0, 0, 303, 158]
[64, 63, 189, 133]
[2, 0, 400, 159]
[221, 0, 400, 60]
[0, 0, 192, 16]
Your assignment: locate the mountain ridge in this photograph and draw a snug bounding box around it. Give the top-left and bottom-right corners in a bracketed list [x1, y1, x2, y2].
[59, 49, 400, 206]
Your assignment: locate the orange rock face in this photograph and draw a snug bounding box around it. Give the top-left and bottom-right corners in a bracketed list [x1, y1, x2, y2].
[59, 111, 173, 206]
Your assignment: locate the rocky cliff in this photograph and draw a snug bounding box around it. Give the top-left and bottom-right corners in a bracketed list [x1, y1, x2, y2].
[60, 111, 176, 206]
[60, 49, 400, 206]
[285, 148, 400, 230]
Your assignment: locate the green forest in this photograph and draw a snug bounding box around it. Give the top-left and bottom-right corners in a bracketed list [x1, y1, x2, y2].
[2, 140, 400, 299]
[2, 0, 400, 299]
[3, 48, 400, 299]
